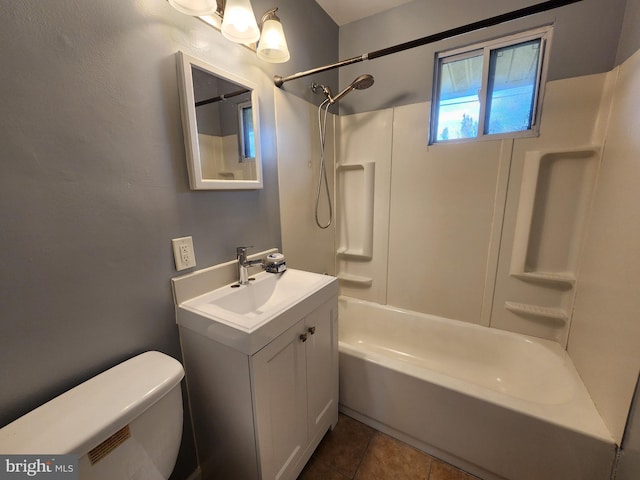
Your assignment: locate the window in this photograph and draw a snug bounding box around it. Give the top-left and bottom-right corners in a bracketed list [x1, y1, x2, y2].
[238, 101, 256, 161]
[430, 26, 552, 144]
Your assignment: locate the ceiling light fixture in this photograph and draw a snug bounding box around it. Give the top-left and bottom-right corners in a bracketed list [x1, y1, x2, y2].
[168, 0, 290, 63]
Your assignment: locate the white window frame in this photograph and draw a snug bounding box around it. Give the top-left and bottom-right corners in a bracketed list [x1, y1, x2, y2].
[430, 25, 553, 145]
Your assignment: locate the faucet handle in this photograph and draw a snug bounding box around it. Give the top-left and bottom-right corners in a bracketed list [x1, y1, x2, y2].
[236, 245, 254, 254]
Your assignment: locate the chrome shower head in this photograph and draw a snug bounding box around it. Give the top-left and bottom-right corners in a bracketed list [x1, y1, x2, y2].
[331, 74, 375, 103]
[311, 74, 374, 104]
[352, 74, 375, 90]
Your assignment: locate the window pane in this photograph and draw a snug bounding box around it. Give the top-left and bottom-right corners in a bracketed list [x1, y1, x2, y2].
[485, 39, 541, 135]
[436, 53, 483, 141]
[241, 105, 255, 159]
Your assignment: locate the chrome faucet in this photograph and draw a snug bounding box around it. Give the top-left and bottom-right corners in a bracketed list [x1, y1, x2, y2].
[236, 246, 264, 285]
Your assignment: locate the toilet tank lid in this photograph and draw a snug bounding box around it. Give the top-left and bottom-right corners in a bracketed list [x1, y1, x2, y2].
[0, 351, 184, 455]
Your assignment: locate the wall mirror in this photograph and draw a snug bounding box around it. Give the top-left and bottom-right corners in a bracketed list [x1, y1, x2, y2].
[176, 51, 263, 190]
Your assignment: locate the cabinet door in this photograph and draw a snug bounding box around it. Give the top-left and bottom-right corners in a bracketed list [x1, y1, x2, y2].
[252, 320, 308, 480]
[305, 299, 339, 440]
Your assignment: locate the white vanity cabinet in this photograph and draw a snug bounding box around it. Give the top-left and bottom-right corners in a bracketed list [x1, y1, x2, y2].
[176, 271, 339, 480]
[252, 299, 338, 480]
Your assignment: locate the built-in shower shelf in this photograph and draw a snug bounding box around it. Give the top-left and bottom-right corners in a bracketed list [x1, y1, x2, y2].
[337, 273, 373, 287]
[510, 145, 600, 279]
[336, 248, 372, 261]
[511, 272, 576, 289]
[504, 302, 569, 324]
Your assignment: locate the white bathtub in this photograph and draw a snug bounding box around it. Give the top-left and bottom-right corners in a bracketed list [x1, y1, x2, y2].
[338, 296, 616, 480]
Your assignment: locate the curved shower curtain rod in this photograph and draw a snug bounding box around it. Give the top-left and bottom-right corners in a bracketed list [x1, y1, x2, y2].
[274, 0, 582, 87]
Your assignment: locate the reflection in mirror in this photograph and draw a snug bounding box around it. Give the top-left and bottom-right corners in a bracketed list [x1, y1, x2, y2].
[176, 51, 263, 190]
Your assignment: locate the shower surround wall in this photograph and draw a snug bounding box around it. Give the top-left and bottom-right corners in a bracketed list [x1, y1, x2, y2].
[335, 111, 393, 303]
[567, 46, 640, 444]
[331, 73, 612, 344]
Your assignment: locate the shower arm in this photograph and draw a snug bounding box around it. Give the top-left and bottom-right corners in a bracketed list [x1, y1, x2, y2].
[274, 0, 582, 88]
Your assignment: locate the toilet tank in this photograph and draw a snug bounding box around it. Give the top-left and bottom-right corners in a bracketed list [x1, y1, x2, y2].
[0, 351, 185, 480]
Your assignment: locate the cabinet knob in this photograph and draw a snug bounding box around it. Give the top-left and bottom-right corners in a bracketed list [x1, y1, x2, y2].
[299, 332, 308, 342]
[308, 326, 316, 335]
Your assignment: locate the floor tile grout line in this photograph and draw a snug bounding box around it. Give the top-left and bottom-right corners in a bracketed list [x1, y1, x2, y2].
[350, 429, 377, 479]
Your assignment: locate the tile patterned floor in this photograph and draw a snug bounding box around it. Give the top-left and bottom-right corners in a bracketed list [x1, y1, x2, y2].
[298, 413, 481, 480]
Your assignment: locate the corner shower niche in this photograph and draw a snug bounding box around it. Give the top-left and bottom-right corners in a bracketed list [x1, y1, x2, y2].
[503, 146, 601, 343]
[336, 162, 375, 286]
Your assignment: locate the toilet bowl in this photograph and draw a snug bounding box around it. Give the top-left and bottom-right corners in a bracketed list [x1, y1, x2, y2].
[0, 351, 185, 479]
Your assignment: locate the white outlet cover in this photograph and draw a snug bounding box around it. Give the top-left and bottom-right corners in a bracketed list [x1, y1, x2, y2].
[172, 236, 196, 271]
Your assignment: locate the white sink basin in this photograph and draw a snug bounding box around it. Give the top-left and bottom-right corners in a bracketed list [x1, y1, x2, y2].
[177, 268, 338, 354]
[205, 270, 320, 317]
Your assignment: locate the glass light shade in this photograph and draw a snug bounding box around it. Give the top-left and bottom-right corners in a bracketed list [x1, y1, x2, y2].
[168, 0, 217, 16]
[257, 17, 290, 63]
[221, 0, 260, 44]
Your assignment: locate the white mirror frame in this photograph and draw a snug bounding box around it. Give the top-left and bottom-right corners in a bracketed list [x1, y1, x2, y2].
[176, 51, 263, 190]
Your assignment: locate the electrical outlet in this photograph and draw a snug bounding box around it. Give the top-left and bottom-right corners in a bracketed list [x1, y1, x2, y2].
[172, 236, 196, 271]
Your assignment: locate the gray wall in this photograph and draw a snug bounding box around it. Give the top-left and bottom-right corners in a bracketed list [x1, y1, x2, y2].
[270, 0, 339, 104]
[0, 0, 337, 477]
[617, 0, 640, 63]
[337, 0, 627, 114]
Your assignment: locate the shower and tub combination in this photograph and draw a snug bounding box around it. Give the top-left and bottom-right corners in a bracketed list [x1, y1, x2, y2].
[291, 81, 616, 477]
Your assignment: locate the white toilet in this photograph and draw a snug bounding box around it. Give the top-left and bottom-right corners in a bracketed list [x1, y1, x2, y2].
[0, 351, 185, 480]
